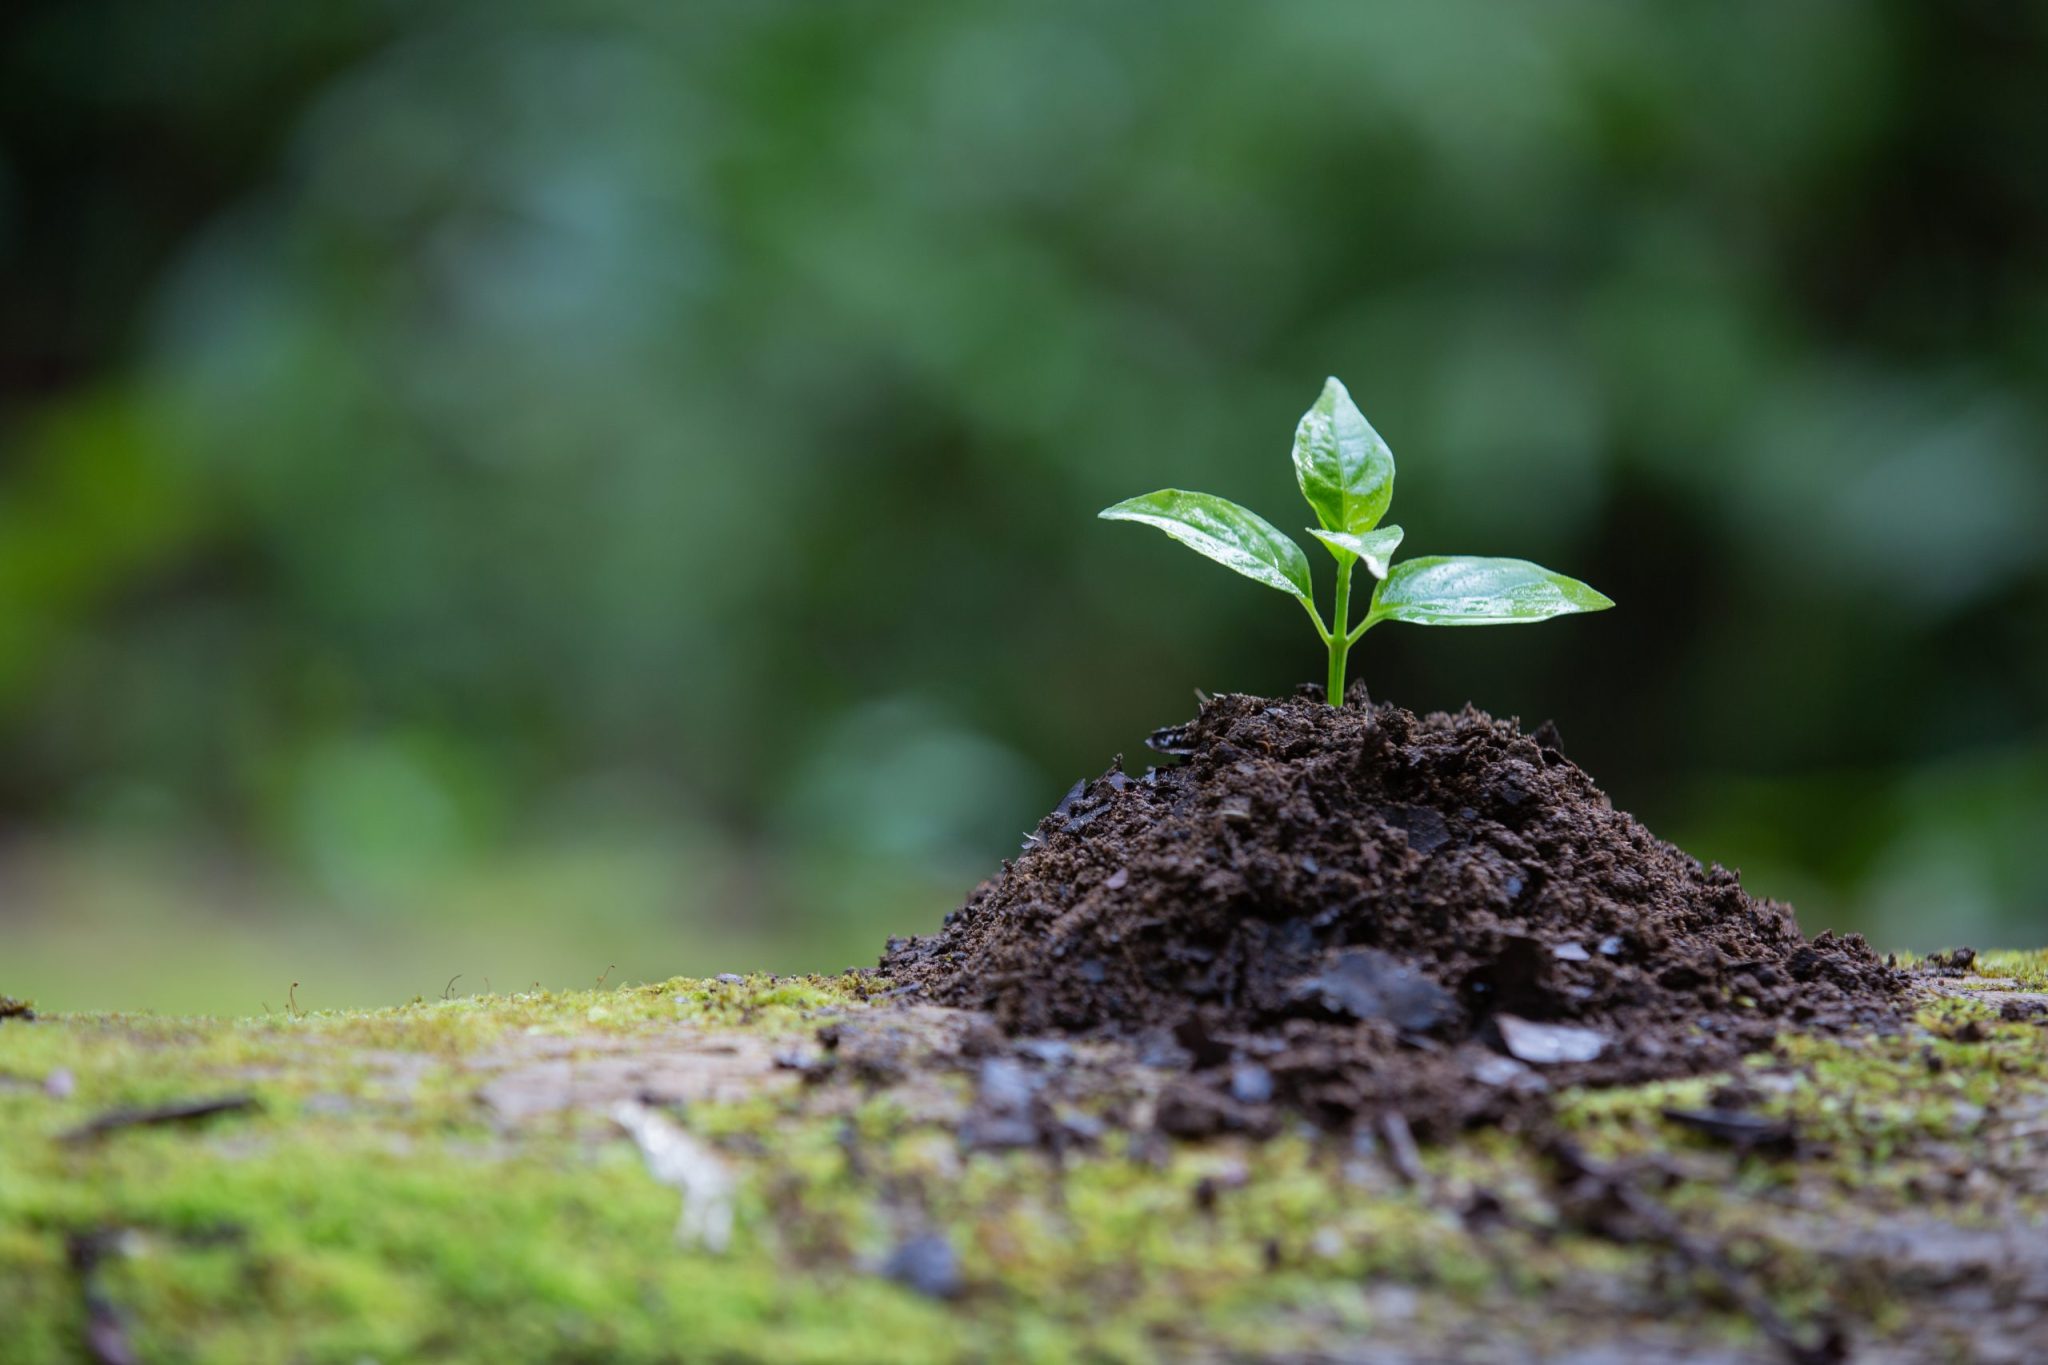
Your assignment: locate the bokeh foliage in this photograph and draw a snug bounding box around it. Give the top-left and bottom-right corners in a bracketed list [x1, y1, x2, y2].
[2, 0, 2044, 1005]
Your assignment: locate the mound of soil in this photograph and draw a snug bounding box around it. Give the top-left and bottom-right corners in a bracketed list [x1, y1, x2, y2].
[883, 690, 1903, 1136]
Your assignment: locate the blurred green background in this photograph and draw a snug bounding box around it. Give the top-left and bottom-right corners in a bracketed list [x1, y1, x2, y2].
[3, 1, 2044, 1013]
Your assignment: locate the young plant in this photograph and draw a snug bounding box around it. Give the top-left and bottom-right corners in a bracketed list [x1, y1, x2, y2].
[1101, 377, 1613, 705]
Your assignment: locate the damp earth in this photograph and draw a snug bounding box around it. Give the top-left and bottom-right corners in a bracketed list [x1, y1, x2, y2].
[883, 688, 1905, 1137]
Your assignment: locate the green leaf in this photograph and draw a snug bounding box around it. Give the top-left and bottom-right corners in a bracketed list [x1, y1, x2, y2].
[1307, 525, 1404, 579]
[1368, 556, 1614, 626]
[1292, 377, 1395, 534]
[1099, 489, 1313, 599]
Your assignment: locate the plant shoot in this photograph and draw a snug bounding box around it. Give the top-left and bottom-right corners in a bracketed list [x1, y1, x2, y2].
[1101, 378, 1613, 704]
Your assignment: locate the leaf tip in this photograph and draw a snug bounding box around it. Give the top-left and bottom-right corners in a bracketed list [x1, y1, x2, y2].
[1097, 492, 1155, 521]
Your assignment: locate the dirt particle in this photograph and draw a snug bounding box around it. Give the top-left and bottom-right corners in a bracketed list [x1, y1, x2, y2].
[1492, 1015, 1609, 1066]
[1291, 949, 1457, 1033]
[1229, 1063, 1275, 1105]
[958, 1058, 1042, 1150]
[882, 1234, 963, 1300]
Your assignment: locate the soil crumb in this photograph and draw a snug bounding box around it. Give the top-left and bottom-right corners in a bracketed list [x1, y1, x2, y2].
[883, 690, 1903, 1136]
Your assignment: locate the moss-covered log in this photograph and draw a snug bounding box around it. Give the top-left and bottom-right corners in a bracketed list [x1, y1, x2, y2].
[3, 954, 2045, 1363]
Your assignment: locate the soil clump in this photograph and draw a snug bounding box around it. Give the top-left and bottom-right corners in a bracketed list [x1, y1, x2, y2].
[883, 689, 1903, 1136]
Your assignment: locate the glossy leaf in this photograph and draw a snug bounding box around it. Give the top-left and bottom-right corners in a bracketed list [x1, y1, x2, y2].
[1368, 556, 1614, 626]
[1307, 525, 1404, 580]
[1100, 489, 1313, 599]
[1292, 377, 1395, 534]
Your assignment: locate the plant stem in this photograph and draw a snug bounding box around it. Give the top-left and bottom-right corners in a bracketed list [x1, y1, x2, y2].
[1296, 594, 1333, 644]
[1326, 555, 1353, 706]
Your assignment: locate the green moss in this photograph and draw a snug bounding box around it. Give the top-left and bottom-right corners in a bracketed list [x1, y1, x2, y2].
[1967, 948, 2048, 991]
[2, 968, 2044, 1361]
[1888, 947, 2048, 991]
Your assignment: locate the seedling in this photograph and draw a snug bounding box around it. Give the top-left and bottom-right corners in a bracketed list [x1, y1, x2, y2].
[1101, 377, 1612, 705]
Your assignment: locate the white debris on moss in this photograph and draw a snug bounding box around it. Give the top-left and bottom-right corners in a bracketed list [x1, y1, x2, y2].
[611, 1100, 737, 1253]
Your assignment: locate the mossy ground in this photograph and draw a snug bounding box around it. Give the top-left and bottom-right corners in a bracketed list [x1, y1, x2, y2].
[2, 953, 2045, 1363]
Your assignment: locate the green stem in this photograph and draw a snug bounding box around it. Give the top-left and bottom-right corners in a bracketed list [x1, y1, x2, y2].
[1326, 556, 1353, 706]
[1296, 593, 1332, 644]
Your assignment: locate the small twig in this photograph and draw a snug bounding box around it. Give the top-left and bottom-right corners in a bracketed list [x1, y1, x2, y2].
[1378, 1111, 1427, 1186]
[61, 1096, 261, 1146]
[68, 1231, 139, 1365]
[443, 974, 462, 1000]
[1544, 1137, 1844, 1364]
[1661, 1107, 1798, 1156]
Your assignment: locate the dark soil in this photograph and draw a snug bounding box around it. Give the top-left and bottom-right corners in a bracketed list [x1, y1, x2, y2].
[883, 689, 1905, 1137]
